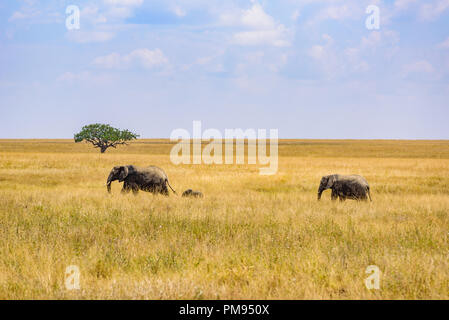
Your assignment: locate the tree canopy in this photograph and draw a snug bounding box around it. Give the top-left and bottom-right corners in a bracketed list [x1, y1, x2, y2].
[74, 124, 139, 153]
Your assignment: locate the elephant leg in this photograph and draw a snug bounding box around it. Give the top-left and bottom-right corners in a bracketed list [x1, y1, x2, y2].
[331, 189, 338, 201]
[356, 187, 369, 201]
[121, 182, 131, 194]
[161, 185, 169, 196]
[142, 184, 153, 193]
[131, 183, 139, 195]
[350, 193, 359, 200]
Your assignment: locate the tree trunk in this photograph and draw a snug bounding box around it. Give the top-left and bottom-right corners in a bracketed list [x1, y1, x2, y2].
[100, 146, 108, 153]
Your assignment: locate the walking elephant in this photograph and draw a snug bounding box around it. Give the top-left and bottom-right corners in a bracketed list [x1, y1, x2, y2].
[106, 165, 176, 196]
[182, 189, 204, 198]
[317, 174, 372, 201]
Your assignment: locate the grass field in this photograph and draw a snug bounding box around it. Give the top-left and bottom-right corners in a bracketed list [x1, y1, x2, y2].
[0, 139, 448, 299]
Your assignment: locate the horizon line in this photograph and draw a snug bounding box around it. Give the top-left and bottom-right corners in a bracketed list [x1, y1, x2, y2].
[1, 138, 448, 141]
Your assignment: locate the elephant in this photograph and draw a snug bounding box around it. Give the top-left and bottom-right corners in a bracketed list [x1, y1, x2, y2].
[107, 165, 176, 196]
[182, 189, 204, 198]
[317, 174, 372, 201]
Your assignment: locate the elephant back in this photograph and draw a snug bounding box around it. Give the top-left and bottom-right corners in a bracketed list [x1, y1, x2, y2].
[339, 174, 369, 187]
[143, 165, 168, 181]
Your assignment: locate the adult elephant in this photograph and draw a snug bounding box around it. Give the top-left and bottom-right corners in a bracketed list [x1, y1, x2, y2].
[107, 165, 177, 196]
[317, 174, 372, 201]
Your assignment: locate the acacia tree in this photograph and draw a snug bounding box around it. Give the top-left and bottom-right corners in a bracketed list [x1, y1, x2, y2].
[74, 124, 139, 153]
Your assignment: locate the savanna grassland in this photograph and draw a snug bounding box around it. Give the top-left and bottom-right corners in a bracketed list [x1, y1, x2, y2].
[0, 139, 448, 299]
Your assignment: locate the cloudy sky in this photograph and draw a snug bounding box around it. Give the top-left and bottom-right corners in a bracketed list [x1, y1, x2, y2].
[1, 0, 449, 138]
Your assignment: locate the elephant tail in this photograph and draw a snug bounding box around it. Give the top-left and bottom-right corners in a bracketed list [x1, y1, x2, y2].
[166, 179, 177, 195]
[367, 186, 372, 202]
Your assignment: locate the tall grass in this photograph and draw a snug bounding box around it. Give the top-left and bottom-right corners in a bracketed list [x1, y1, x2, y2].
[0, 139, 448, 299]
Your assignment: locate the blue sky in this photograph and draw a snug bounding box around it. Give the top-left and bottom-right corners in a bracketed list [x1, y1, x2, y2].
[1, 0, 449, 139]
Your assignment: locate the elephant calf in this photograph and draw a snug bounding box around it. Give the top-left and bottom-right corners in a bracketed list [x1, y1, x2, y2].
[318, 174, 372, 201]
[107, 165, 176, 196]
[182, 189, 204, 198]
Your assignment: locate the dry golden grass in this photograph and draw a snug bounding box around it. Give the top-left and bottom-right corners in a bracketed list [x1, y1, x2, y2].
[0, 139, 448, 299]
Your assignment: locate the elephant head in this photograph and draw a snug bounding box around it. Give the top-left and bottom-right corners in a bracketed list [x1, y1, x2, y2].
[317, 174, 336, 200]
[107, 166, 129, 193]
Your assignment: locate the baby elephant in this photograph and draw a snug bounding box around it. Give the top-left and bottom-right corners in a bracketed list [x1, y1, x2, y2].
[182, 189, 204, 198]
[318, 174, 372, 201]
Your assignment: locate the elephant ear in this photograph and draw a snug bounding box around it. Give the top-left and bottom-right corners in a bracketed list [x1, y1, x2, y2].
[326, 175, 336, 188]
[118, 166, 129, 182]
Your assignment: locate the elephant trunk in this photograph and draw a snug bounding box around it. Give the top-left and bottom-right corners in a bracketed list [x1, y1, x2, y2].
[317, 187, 323, 200]
[106, 172, 114, 193]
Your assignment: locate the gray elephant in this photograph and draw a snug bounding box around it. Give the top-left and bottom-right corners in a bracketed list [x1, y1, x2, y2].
[107, 165, 176, 196]
[317, 174, 372, 201]
[182, 189, 204, 198]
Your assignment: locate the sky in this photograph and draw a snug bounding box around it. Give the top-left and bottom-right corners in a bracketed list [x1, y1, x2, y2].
[1, 0, 449, 139]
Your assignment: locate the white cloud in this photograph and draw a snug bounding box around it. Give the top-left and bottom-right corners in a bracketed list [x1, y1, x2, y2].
[181, 50, 226, 73]
[7, 0, 66, 24]
[419, 0, 449, 20]
[402, 60, 434, 75]
[341, 30, 399, 73]
[103, 0, 143, 6]
[63, 0, 144, 43]
[9, 11, 32, 21]
[84, 0, 144, 22]
[57, 71, 115, 85]
[308, 34, 333, 60]
[360, 30, 399, 49]
[307, 34, 344, 78]
[361, 31, 382, 48]
[8, 8, 61, 24]
[308, 33, 331, 61]
[220, 3, 275, 29]
[306, 4, 354, 26]
[125, 49, 169, 69]
[64, 0, 145, 44]
[220, 3, 291, 47]
[93, 48, 169, 70]
[304, 1, 403, 27]
[321, 33, 333, 45]
[81, 6, 107, 24]
[233, 26, 290, 47]
[394, 0, 417, 10]
[308, 45, 326, 61]
[240, 3, 275, 29]
[308, 29, 401, 78]
[344, 48, 369, 72]
[319, 5, 351, 20]
[172, 6, 186, 17]
[292, 9, 300, 21]
[66, 31, 115, 43]
[196, 60, 225, 73]
[92, 53, 122, 69]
